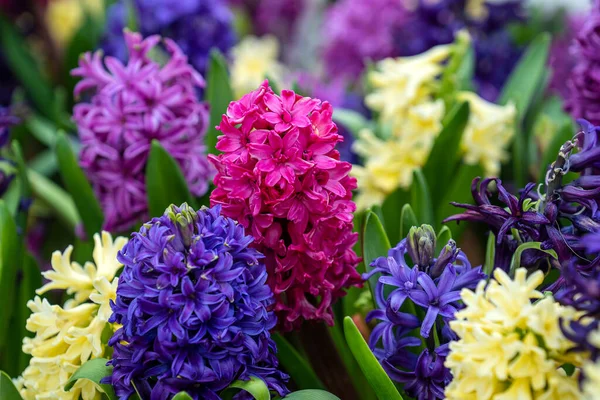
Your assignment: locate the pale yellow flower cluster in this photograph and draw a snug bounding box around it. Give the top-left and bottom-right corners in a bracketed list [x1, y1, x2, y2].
[583, 360, 600, 400]
[352, 45, 449, 210]
[46, 0, 105, 47]
[446, 268, 583, 400]
[19, 232, 127, 400]
[458, 92, 516, 177]
[230, 35, 284, 99]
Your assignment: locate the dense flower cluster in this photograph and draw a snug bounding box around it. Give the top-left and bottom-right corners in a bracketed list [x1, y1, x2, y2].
[446, 119, 600, 276]
[108, 204, 288, 399]
[18, 232, 128, 400]
[446, 268, 583, 399]
[72, 31, 212, 232]
[102, 0, 235, 75]
[365, 226, 485, 400]
[565, 3, 600, 125]
[321, 0, 407, 81]
[209, 81, 362, 331]
[230, 35, 284, 100]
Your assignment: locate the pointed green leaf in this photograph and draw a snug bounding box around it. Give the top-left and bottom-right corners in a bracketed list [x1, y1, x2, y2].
[411, 170, 433, 225]
[499, 33, 551, 119]
[0, 201, 21, 347]
[381, 187, 410, 245]
[272, 333, 325, 390]
[436, 163, 484, 241]
[55, 132, 103, 239]
[146, 140, 197, 217]
[343, 317, 403, 400]
[399, 204, 418, 240]
[64, 358, 116, 400]
[435, 226, 453, 254]
[362, 211, 391, 302]
[422, 101, 470, 202]
[222, 376, 270, 400]
[28, 170, 79, 230]
[0, 371, 22, 400]
[284, 390, 341, 400]
[484, 233, 496, 277]
[206, 49, 234, 154]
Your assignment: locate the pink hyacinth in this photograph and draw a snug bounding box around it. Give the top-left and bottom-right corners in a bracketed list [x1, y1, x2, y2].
[72, 31, 212, 232]
[209, 81, 362, 331]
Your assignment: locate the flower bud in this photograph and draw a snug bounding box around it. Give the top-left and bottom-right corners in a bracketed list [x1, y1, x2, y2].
[431, 239, 459, 278]
[407, 224, 436, 268]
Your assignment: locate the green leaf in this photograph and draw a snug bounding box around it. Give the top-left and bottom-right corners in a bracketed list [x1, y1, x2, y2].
[484, 233, 496, 277]
[399, 204, 418, 240]
[343, 317, 403, 400]
[272, 333, 325, 390]
[422, 102, 470, 203]
[0, 371, 22, 400]
[25, 115, 58, 147]
[381, 187, 409, 245]
[28, 170, 79, 230]
[14, 252, 41, 374]
[361, 211, 391, 303]
[146, 140, 197, 217]
[332, 109, 372, 139]
[206, 49, 234, 155]
[0, 14, 58, 122]
[172, 392, 193, 400]
[435, 225, 452, 254]
[125, 0, 139, 31]
[222, 376, 270, 400]
[509, 242, 557, 276]
[64, 358, 116, 400]
[28, 150, 58, 176]
[499, 33, 551, 119]
[410, 170, 433, 225]
[56, 132, 103, 239]
[439, 31, 471, 106]
[0, 201, 21, 347]
[283, 390, 341, 400]
[436, 163, 484, 241]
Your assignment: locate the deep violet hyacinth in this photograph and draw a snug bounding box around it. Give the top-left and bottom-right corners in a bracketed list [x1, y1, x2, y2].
[107, 204, 289, 400]
[209, 80, 362, 331]
[565, 3, 600, 125]
[445, 119, 600, 279]
[364, 225, 485, 400]
[72, 31, 212, 232]
[101, 0, 235, 75]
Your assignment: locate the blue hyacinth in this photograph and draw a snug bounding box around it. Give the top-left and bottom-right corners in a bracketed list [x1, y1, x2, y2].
[107, 204, 289, 400]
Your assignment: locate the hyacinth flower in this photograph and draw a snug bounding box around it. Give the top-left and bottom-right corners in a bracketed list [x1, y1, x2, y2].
[446, 268, 584, 399]
[565, 2, 600, 125]
[107, 204, 289, 399]
[209, 80, 362, 331]
[72, 31, 213, 232]
[101, 0, 235, 75]
[365, 225, 485, 400]
[446, 119, 600, 275]
[17, 232, 128, 399]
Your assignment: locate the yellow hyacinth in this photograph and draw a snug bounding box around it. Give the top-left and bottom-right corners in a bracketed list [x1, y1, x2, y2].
[583, 360, 600, 400]
[19, 232, 127, 400]
[230, 35, 284, 99]
[46, 0, 104, 48]
[445, 268, 583, 400]
[365, 45, 450, 128]
[458, 91, 516, 177]
[351, 100, 444, 211]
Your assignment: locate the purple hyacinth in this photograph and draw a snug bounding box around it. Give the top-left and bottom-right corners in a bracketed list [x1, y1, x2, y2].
[364, 225, 485, 400]
[107, 203, 289, 400]
[72, 31, 213, 232]
[565, 3, 600, 125]
[446, 119, 600, 285]
[101, 0, 236, 75]
[321, 0, 408, 81]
